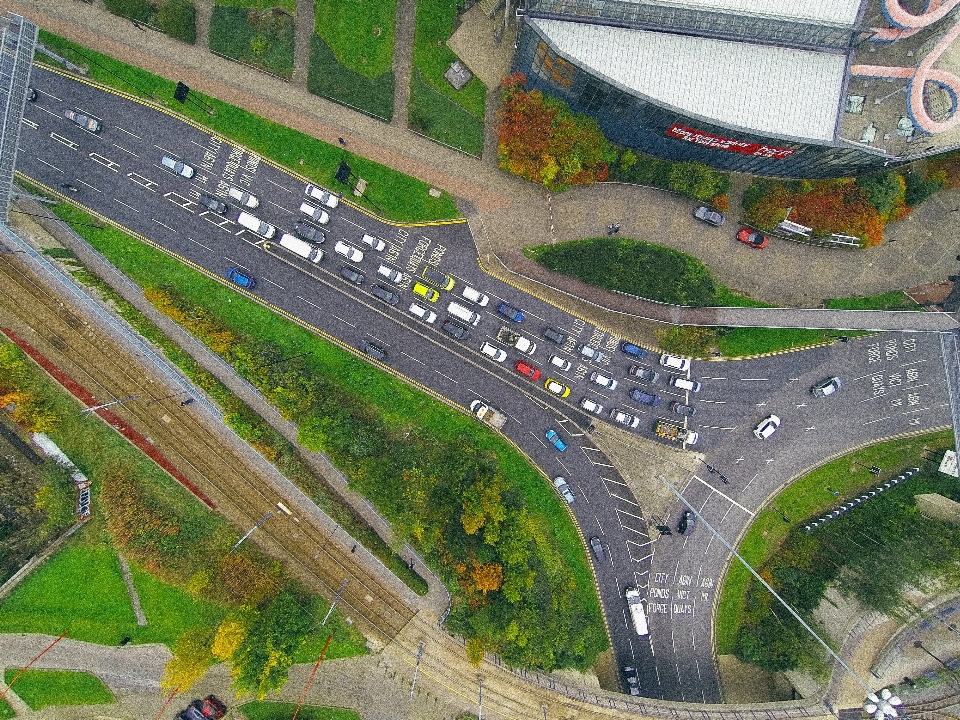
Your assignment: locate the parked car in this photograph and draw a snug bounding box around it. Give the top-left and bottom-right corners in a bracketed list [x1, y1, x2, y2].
[544, 378, 571, 398]
[549, 354, 571, 371]
[623, 666, 641, 696]
[514, 359, 541, 380]
[422, 267, 455, 290]
[543, 327, 567, 345]
[27, 86, 37, 102]
[377, 264, 403, 283]
[629, 365, 660, 383]
[671, 376, 702, 392]
[670, 401, 696, 416]
[754, 414, 781, 439]
[545, 429, 567, 452]
[339, 266, 364, 285]
[678, 510, 696, 536]
[361, 340, 387, 360]
[227, 187, 259, 209]
[225, 267, 255, 289]
[497, 302, 524, 322]
[811, 376, 842, 397]
[609, 408, 640, 428]
[553, 476, 575, 502]
[461, 285, 489, 306]
[65, 108, 101, 133]
[361, 234, 386, 251]
[197, 194, 226, 214]
[620, 341, 647, 358]
[579, 344, 606, 362]
[305, 184, 339, 208]
[334, 241, 363, 262]
[629, 387, 660, 407]
[299, 201, 329, 224]
[408, 303, 437, 324]
[370, 284, 399, 306]
[294, 220, 325, 243]
[580, 397, 604, 415]
[479, 342, 506, 362]
[693, 205, 724, 226]
[589, 371, 618, 390]
[412, 282, 440, 302]
[660, 354, 691, 371]
[441, 317, 469, 339]
[588, 536, 605, 562]
[161, 155, 194, 178]
[737, 227, 769, 249]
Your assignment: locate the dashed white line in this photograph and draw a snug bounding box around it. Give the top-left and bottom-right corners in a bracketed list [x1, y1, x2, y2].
[402, 352, 426, 365]
[153, 219, 176, 232]
[264, 178, 293, 193]
[37, 158, 62, 172]
[266, 200, 295, 214]
[114, 198, 140, 213]
[435, 370, 459, 384]
[331, 315, 356, 327]
[112, 144, 140, 158]
[188, 237, 215, 252]
[115, 126, 142, 140]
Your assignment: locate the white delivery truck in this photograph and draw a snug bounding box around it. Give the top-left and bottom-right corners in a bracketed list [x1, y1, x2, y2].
[277, 234, 323, 264]
[625, 587, 649, 636]
[237, 211, 276, 239]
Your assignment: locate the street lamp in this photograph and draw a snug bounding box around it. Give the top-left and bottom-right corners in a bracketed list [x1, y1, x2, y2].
[913, 640, 960, 688]
[864, 687, 903, 719]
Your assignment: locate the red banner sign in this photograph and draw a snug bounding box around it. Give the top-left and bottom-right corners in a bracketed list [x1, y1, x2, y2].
[666, 123, 797, 159]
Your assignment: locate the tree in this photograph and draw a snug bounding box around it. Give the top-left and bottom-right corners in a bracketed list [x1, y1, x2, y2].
[161, 629, 215, 692]
[471, 561, 503, 594]
[857, 172, 905, 218]
[211, 615, 248, 661]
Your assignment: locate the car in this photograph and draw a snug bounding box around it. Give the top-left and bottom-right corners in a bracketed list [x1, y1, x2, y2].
[623, 666, 641, 696]
[545, 429, 567, 452]
[65, 108, 101, 133]
[305, 184, 339, 208]
[461, 286, 489, 306]
[334, 241, 363, 262]
[371, 285, 399, 306]
[629, 365, 660, 383]
[590, 371, 618, 390]
[27, 86, 37, 102]
[161, 155, 194, 178]
[671, 376, 702, 392]
[294, 220, 325, 243]
[377, 264, 403, 284]
[189, 695, 226, 720]
[225, 267, 255, 289]
[514, 359, 541, 380]
[737, 227, 769, 249]
[361, 234, 386, 251]
[553, 476, 575, 502]
[497, 302, 524, 322]
[671, 401, 696, 416]
[339, 266, 364, 285]
[227, 187, 259, 209]
[609, 408, 640, 428]
[620, 341, 647, 358]
[629, 387, 661, 407]
[544, 378, 571, 397]
[422, 267, 455, 290]
[754, 414, 781, 439]
[693, 205, 724, 226]
[811, 376, 842, 397]
[197, 194, 227, 213]
[588, 536, 605, 562]
[361, 340, 387, 360]
[580, 397, 604, 415]
[479, 342, 507, 362]
[579, 344, 606, 362]
[409, 303, 438, 324]
[678, 510, 696, 536]
[549, 354, 571, 371]
[299, 202, 330, 224]
[660, 354, 691, 371]
[412, 282, 440, 302]
[543, 327, 567, 345]
[441, 317, 469, 339]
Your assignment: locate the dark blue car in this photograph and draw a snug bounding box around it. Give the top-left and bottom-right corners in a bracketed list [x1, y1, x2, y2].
[226, 267, 255, 289]
[620, 341, 647, 358]
[497, 302, 524, 322]
[629, 387, 661, 407]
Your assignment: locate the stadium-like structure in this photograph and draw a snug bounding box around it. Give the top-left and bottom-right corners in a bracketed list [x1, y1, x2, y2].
[511, 0, 960, 177]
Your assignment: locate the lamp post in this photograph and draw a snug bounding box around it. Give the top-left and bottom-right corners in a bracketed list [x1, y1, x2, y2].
[913, 640, 960, 688]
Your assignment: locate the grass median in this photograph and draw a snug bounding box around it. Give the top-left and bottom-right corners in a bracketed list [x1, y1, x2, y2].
[3, 670, 113, 710]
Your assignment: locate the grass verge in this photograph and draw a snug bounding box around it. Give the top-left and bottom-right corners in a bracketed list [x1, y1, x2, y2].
[314, 0, 395, 78]
[36, 31, 457, 222]
[307, 35, 395, 122]
[240, 701, 360, 720]
[208, 6, 295, 78]
[0, 699, 13, 719]
[216, 0, 294, 12]
[3, 670, 113, 709]
[714, 429, 954, 653]
[409, 70, 484, 156]
[824, 290, 921, 311]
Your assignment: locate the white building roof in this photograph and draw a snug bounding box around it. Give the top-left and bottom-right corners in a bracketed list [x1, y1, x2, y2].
[532, 18, 847, 141]
[619, 0, 862, 27]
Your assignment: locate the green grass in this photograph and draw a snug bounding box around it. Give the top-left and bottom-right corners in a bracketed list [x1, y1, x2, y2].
[712, 286, 773, 308]
[314, 0, 395, 77]
[411, 0, 487, 119]
[715, 429, 954, 653]
[409, 70, 484, 156]
[824, 290, 921, 311]
[216, 0, 294, 12]
[307, 35, 395, 122]
[208, 6, 295, 78]
[0, 699, 13, 719]
[716, 327, 860, 357]
[240, 701, 360, 720]
[3, 670, 113, 709]
[37, 31, 458, 222]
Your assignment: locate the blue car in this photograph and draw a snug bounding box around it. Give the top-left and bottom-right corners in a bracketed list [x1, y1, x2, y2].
[497, 302, 524, 322]
[545, 428, 567, 452]
[226, 267, 255, 289]
[629, 387, 661, 407]
[620, 341, 647, 358]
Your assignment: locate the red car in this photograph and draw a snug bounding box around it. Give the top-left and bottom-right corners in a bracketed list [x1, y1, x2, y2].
[514, 359, 541, 381]
[737, 228, 769, 249]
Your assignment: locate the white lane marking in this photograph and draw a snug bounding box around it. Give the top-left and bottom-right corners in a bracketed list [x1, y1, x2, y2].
[402, 352, 426, 365]
[21, 118, 38, 130]
[50, 133, 79, 150]
[188, 237, 215, 252]
[112, 144, 140, 158]
[114, 198, 140, 213]
[153, 219, 177, 232]
[690, 475, 755, 516]
[435, 370, 459, 384]
[37, 158, 62, 172]
[90, 153, 120, 172]
[115, 126, 142, 139]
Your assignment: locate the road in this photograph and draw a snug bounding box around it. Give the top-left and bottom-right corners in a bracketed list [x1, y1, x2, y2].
[14, 65, 958, 704]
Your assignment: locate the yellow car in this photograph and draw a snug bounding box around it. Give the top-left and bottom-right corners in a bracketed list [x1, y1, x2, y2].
[421, 267, 455, 291]
[544, 378, 571, 398]
[412, 282, 440, 302]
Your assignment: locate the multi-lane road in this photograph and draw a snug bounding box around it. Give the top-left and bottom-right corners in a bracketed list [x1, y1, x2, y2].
[15, 65, 957, 704]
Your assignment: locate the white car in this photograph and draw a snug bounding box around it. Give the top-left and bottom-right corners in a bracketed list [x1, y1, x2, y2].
[299, 202, 330, 224]
[579, 344, 606, 363]
[671, 376, 702, 392]
[549, 354, 571, 371]
[228, 187, 259, 209]
[660, 354, 691, 372]
[461, 286, 490, 307]
[754, 414, 781, 440]
[334, 240, 363, 262]
[377, 264, 403, 284]
[161, 155, 194, 178]
[361, 234, 386, 251]
[609, 409, 640, 428]
[408, 303, 437, 324]
[305, 184, 339, 209]
[553, 476, 575, 503]
[580, 397, 604, 415]
[589, 371, 618, 390]
[479, 342, 507, 362]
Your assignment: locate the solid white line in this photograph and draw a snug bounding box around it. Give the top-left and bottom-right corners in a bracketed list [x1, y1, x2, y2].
[37, 158, 62, 172]
[691, 475, 755, 516]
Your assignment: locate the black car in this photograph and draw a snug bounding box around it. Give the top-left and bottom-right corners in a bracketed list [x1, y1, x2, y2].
[361, 340, 387, 360]
[543, 327, 567, 345]
[294, 220, 325, 243]
[678, 510, 696, 535]
[197, 194, 227, 214]
[629, 364, 660, 383]
[340, 266, 364, 285]
[588, 536, 605, 562]
[441, 318, 469, 340]
[670, 400, 696, 416]
[693, 205, 724, 226]
[27, 86, 37, 102]
[371, 284, 400, 306]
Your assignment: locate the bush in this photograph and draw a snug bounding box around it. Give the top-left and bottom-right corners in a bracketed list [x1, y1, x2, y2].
[856, 171, 905, 219]
[654, 326, 717, 357]
[905, 170, 946, 207]
[103, 0, 152, 21]
[157, 0, 196, 43]
[209, 6, 295, 78]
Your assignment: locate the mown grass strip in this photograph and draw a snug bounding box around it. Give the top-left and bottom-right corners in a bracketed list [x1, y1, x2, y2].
[2, 670, 113, 709]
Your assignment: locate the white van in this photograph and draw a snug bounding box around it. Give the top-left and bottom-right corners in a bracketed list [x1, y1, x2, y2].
[408, 303, 438, 324]
[461, 286, 489, 307]
[361, 234, 386, 251]
[228, 187, 259, 209]
[447, 301, 481, 326]
[237, 211, 276, 239]
[278, 233, 323, 263]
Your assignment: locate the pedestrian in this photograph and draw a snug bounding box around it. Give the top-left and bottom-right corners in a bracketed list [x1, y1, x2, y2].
[338, 137, 346, 146]
[180, 398, 194, 406]
[606, 224, 614, 236]
[613, 223, 621, 234]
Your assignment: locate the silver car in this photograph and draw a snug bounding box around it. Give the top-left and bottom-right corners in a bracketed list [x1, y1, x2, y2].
[161, 155, 194, 178]
[553, 476, 575, 503]
[811, 376, 841, 397]
[754, 414, 781, 439]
